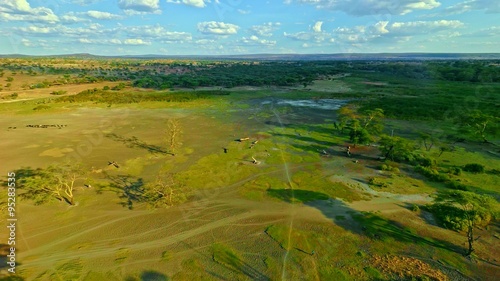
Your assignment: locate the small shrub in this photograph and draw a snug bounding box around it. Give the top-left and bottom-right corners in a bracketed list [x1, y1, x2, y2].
[33, 105, 51, 111]
[463, 163, 485, 174]
[364, 266, 383, 279]
[445, 181, 468, 191]
[449, 167, 462, 176]
[103, 85, 110, 90]
[488, 169, 500, 175]
[50, 90, 67, 95]
[381, 161, 399, 173]
[414, 155, 435, 167]
[412, 204, 420, 212]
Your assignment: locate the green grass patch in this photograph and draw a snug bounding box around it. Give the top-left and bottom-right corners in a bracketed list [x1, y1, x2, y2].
[55, 259, 83, 280]
[364, 266, 384, 280]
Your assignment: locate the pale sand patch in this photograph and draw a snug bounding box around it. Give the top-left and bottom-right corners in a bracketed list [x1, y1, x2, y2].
[39, 147, 74, 157]
[24, 144, 41, 149]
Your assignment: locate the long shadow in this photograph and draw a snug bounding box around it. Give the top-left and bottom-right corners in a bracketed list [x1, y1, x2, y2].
[0, 244, 11, 271]
[97, 173, 145, 210]
[270, 131, 334, 147]
[179, 241, 270, 281]
[269, 130, 380, 163]
[0, 167, 40, 187]
[0, 244, 24, 280]
[268, 189, 329, 203]
[140, 270, 169, 281]
[105, 133, 170, 155]
[212, 247, 270, 281]
[0, 275, 25, 281]
[267, 189, 466, 255]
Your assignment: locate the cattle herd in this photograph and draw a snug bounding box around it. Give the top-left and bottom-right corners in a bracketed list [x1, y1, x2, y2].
[6, 124, 68, 129]
[26, 124, 67, 128]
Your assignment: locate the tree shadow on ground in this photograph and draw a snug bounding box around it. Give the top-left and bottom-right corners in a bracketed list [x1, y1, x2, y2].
[0, 275, 25, 281]
[179, 241, 270, 281]
[267, 189, 466, 255]
[0, 167, 39, 187]
[105, 133, 171, 155]
[97, 173, 145, 209]
[0, 244, 12, 271]
[140, 270, 169, 281]
[267, 189, 329, 203]
[268, 131, 380, 163]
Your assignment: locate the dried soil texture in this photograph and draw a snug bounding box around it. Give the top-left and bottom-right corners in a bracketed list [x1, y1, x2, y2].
[372, 254, 449, 281]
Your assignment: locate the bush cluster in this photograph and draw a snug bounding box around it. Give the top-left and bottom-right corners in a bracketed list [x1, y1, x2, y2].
[55, 88, 228, 104]
[427, 203, 493, 231]
[414, 165, 468, 191]
[463, 163, 485, 174]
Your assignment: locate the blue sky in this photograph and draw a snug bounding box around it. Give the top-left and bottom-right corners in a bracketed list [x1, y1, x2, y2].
[0, 0, 498, 55]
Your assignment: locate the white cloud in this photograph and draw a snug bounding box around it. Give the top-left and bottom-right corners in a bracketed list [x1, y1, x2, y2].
[249, 22, 281, 37]
[373, 21, 389, 34]
[122, 25, 192, 42]
[197, 21, 239, 35]
[390, 20, 464, 34]
[20, 38, 51, 48]
[331, 20, 464, 45]
[195, 39, 216, 44]
[166, 0, 214, 8]
[444, 0, 500, 15]
[21, 38, 32, 47]
[14, 24, 114, 38]
[87, 10, 122, 20]
[72, 0, 102, 5]
[285, 0, 441, 15]
[284, 29, 332, 43]
[124, 38, 151, 45]
[61, 12, 89, 24]
[313, 21, 323, 33]
[0, 0, 59, 23]
[78, 38, 123, 44]
[462, 26, 500, 37]
[237, 9, 250, 14]
[239, 35, 277, 46]
[118, 0, 160, 14]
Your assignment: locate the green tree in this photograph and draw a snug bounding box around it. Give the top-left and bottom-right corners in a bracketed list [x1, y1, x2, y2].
[457, 110, 499, 143]
[433, 191, 498, 256]
[362, 108, 384, 136]
[378, 135, 415, 162]
[348, 119, 372, 147]
[337, 105, 358, 133]
[20, 163, 85, 205]
[418, 132, 436, 151]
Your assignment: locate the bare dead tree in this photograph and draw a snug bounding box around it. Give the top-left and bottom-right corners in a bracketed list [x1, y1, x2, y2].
[144, 173, 186, 208]
[165, 119, 182, 156]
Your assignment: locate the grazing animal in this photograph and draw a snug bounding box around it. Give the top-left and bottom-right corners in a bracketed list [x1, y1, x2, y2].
[223, 148, 228, 153]
[251, 156, 260, 165]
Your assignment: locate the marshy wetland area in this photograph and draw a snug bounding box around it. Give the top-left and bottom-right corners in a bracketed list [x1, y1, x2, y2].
[0, 57, 499, 281]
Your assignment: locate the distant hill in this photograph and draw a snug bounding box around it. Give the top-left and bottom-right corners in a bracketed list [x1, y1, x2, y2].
[0, 53, 499, 61]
